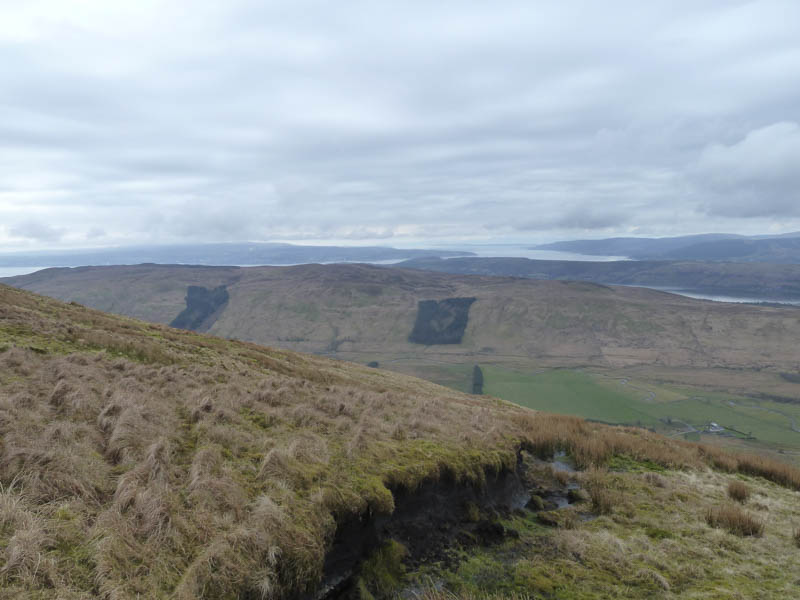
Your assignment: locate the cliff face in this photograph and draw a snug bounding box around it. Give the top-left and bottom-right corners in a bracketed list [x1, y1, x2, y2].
[169, 285, 229, 332]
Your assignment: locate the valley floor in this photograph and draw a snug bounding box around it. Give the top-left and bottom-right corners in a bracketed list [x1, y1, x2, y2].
[342, 353, 800, 467]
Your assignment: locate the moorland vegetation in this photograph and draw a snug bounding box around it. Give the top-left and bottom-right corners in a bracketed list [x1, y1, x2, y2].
[2, 284, 800, 598]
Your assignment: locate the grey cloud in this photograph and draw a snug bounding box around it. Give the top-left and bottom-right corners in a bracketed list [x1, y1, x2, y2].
[9, 220, 66, 243]
[1, 0, 800, 250]
[553, 210, 630, 231]
[694, 122, 800, 217]
[513, 205, 631, 232]
[86, 226, 107, 239]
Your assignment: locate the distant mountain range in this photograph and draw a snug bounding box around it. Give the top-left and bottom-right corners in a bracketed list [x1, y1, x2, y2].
[6, 232, 800, 269]
[396, 257, 800, 301]
[534, 232, 800, 263]
[0, 242, 473, 267]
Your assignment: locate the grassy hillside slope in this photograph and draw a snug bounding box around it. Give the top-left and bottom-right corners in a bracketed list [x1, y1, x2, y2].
[3, 284, 800, 598]
[534, 233, 800, 263]
[0, 283, 526, 598]
[396, 256, 800, 300]
[5, 264, 800, 372]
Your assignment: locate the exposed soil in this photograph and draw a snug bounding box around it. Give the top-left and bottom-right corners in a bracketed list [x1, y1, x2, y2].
[314, 452, 583, 600]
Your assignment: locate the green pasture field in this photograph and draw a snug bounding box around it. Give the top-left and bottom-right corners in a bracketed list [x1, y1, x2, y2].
[366, 358, 800, 454]
[476, 366, 800, 450]
[483, 367, 656, 426]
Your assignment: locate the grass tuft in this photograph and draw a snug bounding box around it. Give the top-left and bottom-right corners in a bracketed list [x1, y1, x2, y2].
[705, 504, 764, 537]
[727, 480, 750, 503]
[358, 539, 408, 599]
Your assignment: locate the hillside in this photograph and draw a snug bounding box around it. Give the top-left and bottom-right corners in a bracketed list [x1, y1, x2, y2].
[396, 256, 800, 300]
[5, 263, 800, 372]
[3, 285, 800, 598]
[662, 236, 800, 263]
[534, 234, 743, 258]
[0, 282, 528, 598]
[534, 233, 800, 263]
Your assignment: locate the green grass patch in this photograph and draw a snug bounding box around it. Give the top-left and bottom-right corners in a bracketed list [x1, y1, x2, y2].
[644, 526, 674, 540]
[357, 540, 408, 599]
[474, 366, 800, 451]
[483, 367, 658, 427]
[608, 455, 666, 473]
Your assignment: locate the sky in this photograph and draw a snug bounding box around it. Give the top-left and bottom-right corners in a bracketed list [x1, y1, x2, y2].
[1, 0, 799, 251]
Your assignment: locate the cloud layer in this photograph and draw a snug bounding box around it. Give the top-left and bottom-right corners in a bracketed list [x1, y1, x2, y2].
[2, 0, 800, 249]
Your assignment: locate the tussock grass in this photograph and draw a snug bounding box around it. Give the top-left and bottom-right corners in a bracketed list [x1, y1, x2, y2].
[706, 504, 765, 537]
[589, 485, 616, 515]
[582, 468, 620, 515]
[515, 412, 800, 491]
[2, 283, 800, 598]
[727, 480, 751, 503]
[0, 285, 524, 598]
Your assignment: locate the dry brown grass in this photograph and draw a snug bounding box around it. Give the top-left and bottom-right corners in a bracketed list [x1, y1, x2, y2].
[550, 467, 571, 486]
[515, 412, 800, 491]
[0, 284, 527, 598]
[582, 469, 618, 515]
[589, 486, 615, 516]
[734, 452, 800, 489]
[727, 480, 751, 503]
[705, 504, 765, 537]
[643, 472, 666, 488]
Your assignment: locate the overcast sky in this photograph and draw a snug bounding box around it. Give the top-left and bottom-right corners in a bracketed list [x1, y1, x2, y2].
[2, 0, 799, 251]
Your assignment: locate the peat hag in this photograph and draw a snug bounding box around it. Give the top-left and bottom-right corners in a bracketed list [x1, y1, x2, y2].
[313, 451, 585, 600]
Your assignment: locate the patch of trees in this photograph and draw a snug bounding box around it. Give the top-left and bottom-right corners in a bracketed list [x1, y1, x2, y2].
[170, 285, 229, 332]
[408, 297, 476, 345]
[472, 365, 484, 395]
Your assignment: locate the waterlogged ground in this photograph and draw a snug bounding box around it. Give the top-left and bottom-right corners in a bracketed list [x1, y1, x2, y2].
[394, 460, 800, 599]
